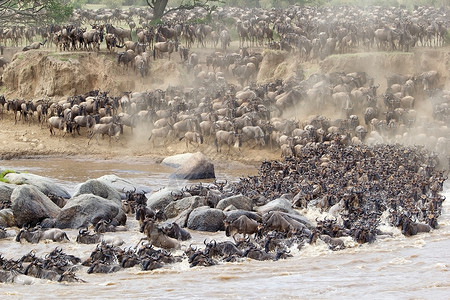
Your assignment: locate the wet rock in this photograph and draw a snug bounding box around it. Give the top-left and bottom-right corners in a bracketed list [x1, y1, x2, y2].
[146, 187, 183, 211]
[72, 179, 121, 206]
[187, 206, 225, 232]
[216, 194, 253, 211]
[11, 185, 61, 227]
[0, 209, 15, 227]
[170, 152, 215, 180]
[4, 172, 70, 199]
[0, 182, 15, 205]
[55, 194, 121, 229]
[162, 153, 195, 168]
[96, 174, 152, 199]
[164, 196, 205, 219]
[256, 197, 298, 215]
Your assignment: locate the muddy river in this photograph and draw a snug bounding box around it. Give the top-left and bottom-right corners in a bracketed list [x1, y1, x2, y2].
[0, 157, 449, 299]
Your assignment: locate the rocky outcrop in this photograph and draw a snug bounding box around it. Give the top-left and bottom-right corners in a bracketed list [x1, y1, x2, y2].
[216, 194, 253, 211]
[72, 179, 122, 206]
[55, 194, 121, 229]
[0, 182, 15, 205]
[146, 187, 183, 211]
[96, 175, 151, 199]
[170, 152, 215, 180]
[256, 197, 298, 215]
[4, 172, 70, 198]
[10, 185, 61, 227]
[187, 206, 225, 232]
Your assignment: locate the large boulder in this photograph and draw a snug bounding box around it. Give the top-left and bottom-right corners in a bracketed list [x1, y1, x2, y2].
[216, 194, 253, 211]
[146, 187, 182, 211]
[256, 197, 298, 215]
[0, 181, 15, 205]
[162, 153, 195, 168]
[10, 185, 61, 227]
[96, 175, 152, 199]
[170, 152, 215, 180]
[164, 196, 206, 219]
[55, 194, 121, 229]
[72, 179, 121, 206]
[4, 173, 70, 198]
[187, 206, 225, 232]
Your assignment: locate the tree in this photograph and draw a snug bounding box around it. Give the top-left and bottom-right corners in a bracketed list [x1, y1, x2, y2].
[146, 0, 223, 22]
[0, 0, 73, 26]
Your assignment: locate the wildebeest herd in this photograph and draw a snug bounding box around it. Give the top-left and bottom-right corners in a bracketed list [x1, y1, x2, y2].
[0, 4, 449, 284]
[0, 139, 446, 282]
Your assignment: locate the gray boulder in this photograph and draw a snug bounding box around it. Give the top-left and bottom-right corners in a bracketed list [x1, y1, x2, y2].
[187, 206, 225, 232]
[0, 181, 15, 205]
[216, 194, 253, 211]
[256, 197, 298, 215]
[170, 152, 215, 180]
[146, 187, 183, 211]
[55, 194, 121, 229]
[162, 153, 195, 168]
[96, 175, 152, 199]
[0, 209, 16, 227]
[11, 185, 61, 227]
[4, 173, 70, 198]
[72, 179, 121, 206]
[164, 196, 206, 219]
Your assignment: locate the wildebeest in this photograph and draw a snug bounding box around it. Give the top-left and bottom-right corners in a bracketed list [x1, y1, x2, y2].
[48, 116, 71, 136]
[87, 122, 121, 145]
[22, 40, 47, 51]
[241, 126, 266, 148]
[153, 41, 175, 60]
[76, 228, 102, 244]
[179, 131, 203, 149]
[148, 125, 173, 147]
[139, 217, 180, 249]
[214, 130, 241, 153]
[225, 215, 260, 241]
[15, 227, 70, 243]
[161, 222, 191, 241]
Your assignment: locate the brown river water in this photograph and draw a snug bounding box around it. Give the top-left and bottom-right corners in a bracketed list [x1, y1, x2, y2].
[1, 157, 449, 299]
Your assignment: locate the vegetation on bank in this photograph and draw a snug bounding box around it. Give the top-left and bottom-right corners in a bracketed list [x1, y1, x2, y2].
[0, 170, 16, 183]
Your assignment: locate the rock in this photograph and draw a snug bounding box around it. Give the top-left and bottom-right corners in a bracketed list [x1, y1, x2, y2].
[72, 179, 121, 206]
[170, 152, 215, 180]
[11, 185, 61, 227]
[256, 197, 298, 215]
[0, 182, 15, 205]
[96, 175, 152, 199]
[4, 173, 70, 199]
[55, 194, 121, 229]
[146, 187, 182, 211]
[0, 209, 16, 227]
[216, 194, 253, 211]
[187, 206, 225, 232]
[224, 210, 262, 222]
[162, 153, 195, 168]
[164, 196, 206, 219]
